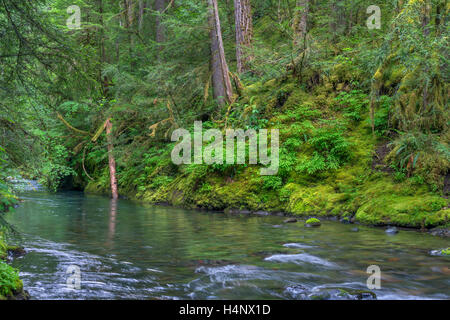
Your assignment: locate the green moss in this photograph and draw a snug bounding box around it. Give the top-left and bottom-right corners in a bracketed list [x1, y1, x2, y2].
[354, 176, 448, 227]
[0, 237, 6, 260]
[83, 61, 448, 230]
[305, 218, 321, 226]
[283, 183, 345, 217]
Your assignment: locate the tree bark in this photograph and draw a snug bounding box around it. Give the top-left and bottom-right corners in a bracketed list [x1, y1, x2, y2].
[293, 0, 309, 46]
[155, 0, 166, 44]
[122, 0, 134, 62]
[422, 0, 431, 36]
[329, 0, 338, 42]
[105, 119, 118, 199]
[138, 0, 145, 32]
[234, 0, 253, 73]
[98, 0, 109, 96]
[208, 0, 233, 106]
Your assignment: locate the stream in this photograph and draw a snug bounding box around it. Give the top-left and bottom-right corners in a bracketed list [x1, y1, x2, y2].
[4, 185, 450, 300]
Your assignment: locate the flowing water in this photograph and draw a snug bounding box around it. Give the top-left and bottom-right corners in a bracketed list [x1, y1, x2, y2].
[4, 188, 450, 300]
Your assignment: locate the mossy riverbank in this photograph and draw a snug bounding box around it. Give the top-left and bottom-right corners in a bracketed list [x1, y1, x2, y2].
[0, 237, 27, 300]
[0, 194, 29, 300]
[84, 76, 449, 232]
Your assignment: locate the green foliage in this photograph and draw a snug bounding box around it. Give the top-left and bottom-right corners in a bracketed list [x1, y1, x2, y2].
[0, 262, 21, 298]
[41, 142, 77, 192]
[262, 176, 283, 190]
[372, 95, 392, 136]
[149, 176, 174, 190]
[387, 131, 449, 187]
[335, 90, 369, 122]
[296, 126, 351, 174]
[0, 0, 448, 230]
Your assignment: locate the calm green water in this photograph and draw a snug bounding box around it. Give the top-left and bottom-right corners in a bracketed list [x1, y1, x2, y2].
[5, 190, 450, 300]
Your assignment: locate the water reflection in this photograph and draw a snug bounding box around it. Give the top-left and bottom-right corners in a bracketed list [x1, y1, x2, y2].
[107, 199, 118, 247]
[6, 191, 450, 300]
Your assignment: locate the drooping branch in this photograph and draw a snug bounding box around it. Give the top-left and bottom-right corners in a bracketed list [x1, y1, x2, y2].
[56, 112, 91, 136]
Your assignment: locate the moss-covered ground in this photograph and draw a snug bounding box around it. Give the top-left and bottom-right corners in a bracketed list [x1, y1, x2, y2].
[85, 74, 448, 229]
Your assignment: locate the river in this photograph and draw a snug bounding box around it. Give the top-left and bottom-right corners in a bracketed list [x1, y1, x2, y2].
[4, 188, 450, 300]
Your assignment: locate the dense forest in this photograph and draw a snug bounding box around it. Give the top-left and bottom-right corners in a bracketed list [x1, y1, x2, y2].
[0, 0, 448, 299]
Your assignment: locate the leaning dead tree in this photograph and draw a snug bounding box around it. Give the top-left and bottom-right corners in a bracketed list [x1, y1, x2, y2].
[57, 113, 119, 199]
[208, 0, 233, 106]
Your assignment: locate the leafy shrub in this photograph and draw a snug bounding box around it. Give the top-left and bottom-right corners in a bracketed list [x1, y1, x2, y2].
[296, 127, 351, 174]
[0, 262, 21, 297]
[262, 176, 283, 190]
[372, 95, 392, 136]
[41, 143, 76, 192]
[335, 90, 369, 122]
[149, 176, 174, 189]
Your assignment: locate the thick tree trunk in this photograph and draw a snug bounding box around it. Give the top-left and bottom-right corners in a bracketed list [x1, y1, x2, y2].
[234, 0, 253, 73]
[208, 0, 233, 106]
[105, 119, 118, 199]
[293, 0, 309, 46]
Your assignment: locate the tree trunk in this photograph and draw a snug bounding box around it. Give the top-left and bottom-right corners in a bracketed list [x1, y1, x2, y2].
[123, 0, 134, 62]
[155, 0, 166, 44]
[208, 0, 233, 106]
[105, 119, 118, 199]
[234, 0, 253, 73]
[435, 0, 443, 34]
[422, 0, 431, 36]
[98, 0, 108, 96]
[138, 0, 145, 32]
[293, 0, 309, 46]
[329, 0, 338, 42]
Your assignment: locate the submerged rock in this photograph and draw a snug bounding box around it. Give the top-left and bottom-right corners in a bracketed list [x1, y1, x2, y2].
[340, 217, 353, 224]
[285, 285, 309, 299]
[386, 227, 399, 234]
[283, 243, 314, 249]
[264, 253, 338, 268]
[430, 248, 450, 257]
[284, 218, 297, 223]
[253, 211, 270, 216]
[224, 208, 251, 215]
[351, 227, 359, 232]
[308, 288, 377, 300]
[7, 289, 30, 300]
[429, 228, 450, 237]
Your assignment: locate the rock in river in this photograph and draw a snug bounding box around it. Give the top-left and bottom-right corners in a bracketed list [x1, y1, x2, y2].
[386, 227, 399, 234]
